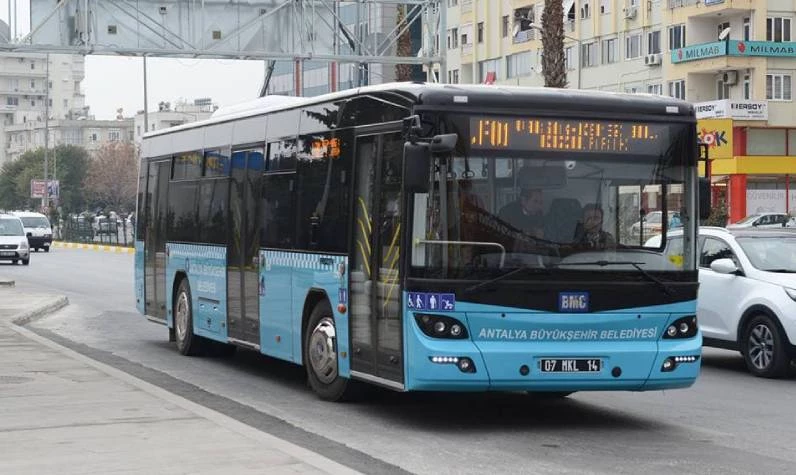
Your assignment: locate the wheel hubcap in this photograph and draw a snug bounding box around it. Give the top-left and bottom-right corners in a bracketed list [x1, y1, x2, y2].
[309, 317, 338, 384]
[175, 291, 189, 343]
[748, 324, 774, 370]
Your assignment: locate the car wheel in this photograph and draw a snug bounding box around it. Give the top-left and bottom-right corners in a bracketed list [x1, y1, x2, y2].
[44, 247, 50, 253]
[304, 301, 357, 402]
[742, 314, 789, 378]
[22, 257, 29, 266]
[174, 278, 203, 356]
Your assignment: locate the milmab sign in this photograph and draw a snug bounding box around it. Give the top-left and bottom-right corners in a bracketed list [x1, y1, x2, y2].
[672, 40, 796, 63]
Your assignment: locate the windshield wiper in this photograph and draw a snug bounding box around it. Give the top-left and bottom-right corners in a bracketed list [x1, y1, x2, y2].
[557, 261, 676, 297]
[463, 265, 550, 295]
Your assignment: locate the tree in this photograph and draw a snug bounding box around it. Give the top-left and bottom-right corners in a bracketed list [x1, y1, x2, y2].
[540, 0, 568, 88]
[0, 145, 89, 212]
[395, 5, 413, 81]
[85, 142, 139, 213]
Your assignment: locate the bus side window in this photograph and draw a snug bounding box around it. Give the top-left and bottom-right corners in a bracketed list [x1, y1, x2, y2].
[261, 173, 295, 249]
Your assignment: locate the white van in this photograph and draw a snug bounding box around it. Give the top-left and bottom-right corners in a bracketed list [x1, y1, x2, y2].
[12, 211, 53, 252]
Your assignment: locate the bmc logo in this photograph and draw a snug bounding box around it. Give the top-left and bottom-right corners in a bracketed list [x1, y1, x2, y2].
[558, 292, 590, 312]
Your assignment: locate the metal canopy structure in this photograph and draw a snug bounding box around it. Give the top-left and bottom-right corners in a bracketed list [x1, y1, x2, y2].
[1, 0, 445, 73]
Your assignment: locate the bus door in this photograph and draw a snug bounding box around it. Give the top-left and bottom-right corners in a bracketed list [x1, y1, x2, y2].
[145, 159, 170, 320]
[227, 147, 265, 347]
[350, 131, 405, 386]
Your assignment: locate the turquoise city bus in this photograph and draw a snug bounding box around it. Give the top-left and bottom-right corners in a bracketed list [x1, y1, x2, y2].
[135, 83, 707, 401]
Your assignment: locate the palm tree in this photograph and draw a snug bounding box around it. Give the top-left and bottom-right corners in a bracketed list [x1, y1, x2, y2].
[395, 5, 413, 81]
[540, 0, 568, 88]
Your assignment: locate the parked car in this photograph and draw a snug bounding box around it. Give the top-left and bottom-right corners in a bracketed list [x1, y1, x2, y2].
[649, 227, 796, 378]
[727, 213, 795, 230]
[0, 214, 30, 265]
[12, 211, 52, 252]
[629, 210, 676, 239]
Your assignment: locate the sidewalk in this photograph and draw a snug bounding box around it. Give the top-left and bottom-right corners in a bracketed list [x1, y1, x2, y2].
[0, 286, 360, 475]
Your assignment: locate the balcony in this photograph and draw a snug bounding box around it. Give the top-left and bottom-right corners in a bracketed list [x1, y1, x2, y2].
[513, 28, 536, 44]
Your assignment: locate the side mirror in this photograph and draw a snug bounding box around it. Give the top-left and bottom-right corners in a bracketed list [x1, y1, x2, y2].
[698, 178, 711, 220]
[430, 133, 458, 154]
[403, 142, 431, 191]
[752, 221, 759, 227]
[710, 258, 739, 275]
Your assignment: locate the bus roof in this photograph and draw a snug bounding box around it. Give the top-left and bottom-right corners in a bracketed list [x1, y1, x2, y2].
[142, 82, 695, 140]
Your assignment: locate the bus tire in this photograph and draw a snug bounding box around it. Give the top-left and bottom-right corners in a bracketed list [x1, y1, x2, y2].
[304, 301, 355, 402]
[174, 278, 203, 356]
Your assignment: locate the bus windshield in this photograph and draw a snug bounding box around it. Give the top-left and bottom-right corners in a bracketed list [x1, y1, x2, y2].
[409, 116, 697, 279]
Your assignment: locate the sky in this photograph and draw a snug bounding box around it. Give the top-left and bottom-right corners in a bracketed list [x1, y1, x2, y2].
[2, 1, 272, 120]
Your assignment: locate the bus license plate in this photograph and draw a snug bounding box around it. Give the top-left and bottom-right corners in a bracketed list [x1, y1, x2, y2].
[540, 358, 601, 373]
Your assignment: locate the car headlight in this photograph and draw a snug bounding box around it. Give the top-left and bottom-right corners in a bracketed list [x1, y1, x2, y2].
[19, 241, 28, 250]
[784, 287, 796, 301]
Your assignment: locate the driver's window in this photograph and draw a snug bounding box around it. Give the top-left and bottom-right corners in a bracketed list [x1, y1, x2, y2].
[700, 238, 737, 268]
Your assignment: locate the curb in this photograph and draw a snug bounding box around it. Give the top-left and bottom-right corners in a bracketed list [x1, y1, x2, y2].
[53, 241, 135, 254]
[11, 295, 70, 326]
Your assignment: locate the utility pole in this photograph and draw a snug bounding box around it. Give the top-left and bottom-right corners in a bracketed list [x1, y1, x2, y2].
[143, 56, 149, 135]
[43, 53, 50, 210]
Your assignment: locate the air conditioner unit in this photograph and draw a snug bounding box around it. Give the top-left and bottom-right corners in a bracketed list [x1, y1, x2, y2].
[644, 53, 662, 66]
[623, 7, 638, 19]
[722, 70, 738, 85]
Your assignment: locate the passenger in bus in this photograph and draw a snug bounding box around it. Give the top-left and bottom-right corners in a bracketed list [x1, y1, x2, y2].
[573, 204, 616, 250]
[498, 187, 545, 239]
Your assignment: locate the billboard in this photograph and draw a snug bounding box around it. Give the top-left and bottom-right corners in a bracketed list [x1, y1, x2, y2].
[31, 179, 60, 199]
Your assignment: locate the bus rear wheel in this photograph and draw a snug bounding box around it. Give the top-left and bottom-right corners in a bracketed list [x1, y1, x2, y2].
[304, 301, 355, 402]
[174, 279, 203, 356]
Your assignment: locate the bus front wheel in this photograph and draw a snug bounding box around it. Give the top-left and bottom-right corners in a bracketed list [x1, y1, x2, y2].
[174, 279, 202, 356]
[304, 301, 355, 402]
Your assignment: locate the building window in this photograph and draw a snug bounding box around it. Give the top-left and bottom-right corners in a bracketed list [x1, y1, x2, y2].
[137, 126, 142, 136]
[478, 58, 500, 83]
[89, 132, 99, 143]
[49, 98, 53, 107]
[506, 52, 533, 78]
[626, 33, 642, 59]
[766, 73, 792, 100]
[743, 74, 751, 100]
[668, 79, 686, 99]
[581, 2, 591, 19]
[582, 42, 598, 67]
[599, 0, 610, 14]
[716, 80, 731, 100]
[565, 46, 574, 70]
[717, 22, 730, 40]
[747, 129, 787, 155]
[109, 129, 121, 142]
[602, 38, 617, 64]
[6, 97, 18, 106]
[647, 84, 663, 95]
[31, 100, 35, 107]
[477, 22, 484, 43]
[647, 31, 661, 54]
[30, 62, 35, 70]
[448, 28, 459, 49]
[668, 24, 686, 50]
[30, 80, 36, 89]
[766, 17, 792, 42]
[448, 0, 458, 6]
[743, 17, 751, 41]
[502, 16, 509, 38]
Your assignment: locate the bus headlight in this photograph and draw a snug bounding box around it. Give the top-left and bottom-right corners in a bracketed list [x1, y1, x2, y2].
[662, 315, 698, 339]
[415, 314, 469, 339]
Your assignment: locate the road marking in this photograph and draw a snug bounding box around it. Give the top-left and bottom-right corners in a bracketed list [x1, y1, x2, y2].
[52, 241, 134, 254]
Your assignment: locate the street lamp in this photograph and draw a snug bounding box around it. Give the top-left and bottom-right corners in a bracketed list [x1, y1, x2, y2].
[526, 22, 582, 89]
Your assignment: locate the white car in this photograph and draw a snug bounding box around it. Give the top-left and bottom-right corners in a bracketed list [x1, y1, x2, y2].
[727, 213, 795, 230]
[0, 214, 30, 265]
[12, 211, 53, 252]
[629, 210, 677, 239]
[654, 227, 796, 377]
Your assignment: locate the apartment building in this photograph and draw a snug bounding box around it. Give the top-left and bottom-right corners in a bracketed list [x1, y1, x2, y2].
[432, 0, 796, 222]
[4, 118, 134, 162]
[134, 98, 217, 146]
[0, 52, 88, 165]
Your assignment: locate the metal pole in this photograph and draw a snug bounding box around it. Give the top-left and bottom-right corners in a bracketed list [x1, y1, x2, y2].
[577, 38, 582, 89]
[143, 56, 149, 134]
[439, 0, 447, 83]
[43, 53, 50, 210]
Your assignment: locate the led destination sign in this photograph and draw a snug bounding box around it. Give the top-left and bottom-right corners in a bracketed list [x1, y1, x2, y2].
[470, 117, 668, 154]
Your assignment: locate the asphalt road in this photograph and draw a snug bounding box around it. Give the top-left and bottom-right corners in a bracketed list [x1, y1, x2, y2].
[7, 248, 796, 474]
